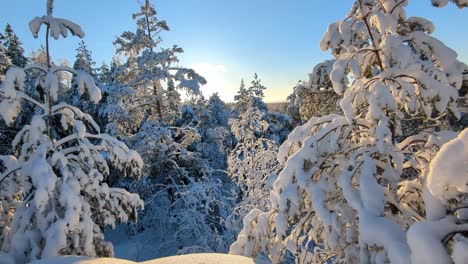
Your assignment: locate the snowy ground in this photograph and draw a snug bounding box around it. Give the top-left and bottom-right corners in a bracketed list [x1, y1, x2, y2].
[28, 254, 263, 264]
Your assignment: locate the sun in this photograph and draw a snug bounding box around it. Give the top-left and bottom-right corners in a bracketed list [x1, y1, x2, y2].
[188, 63, 228, 100]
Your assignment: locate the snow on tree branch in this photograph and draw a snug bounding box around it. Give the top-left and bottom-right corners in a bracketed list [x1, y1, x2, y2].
[431, 0, 468, 8]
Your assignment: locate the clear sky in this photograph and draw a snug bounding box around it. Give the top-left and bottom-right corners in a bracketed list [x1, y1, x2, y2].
[1, 0, 467, 102]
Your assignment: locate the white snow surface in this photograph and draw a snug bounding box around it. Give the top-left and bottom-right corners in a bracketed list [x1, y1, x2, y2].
[29, 16, 85, 39]
[452, 239, 468, 264]
[424, 128, 468, 220]
[407, 128, 468, 264]
[76, 71, 102, 103]
[29, 254, 263, 264]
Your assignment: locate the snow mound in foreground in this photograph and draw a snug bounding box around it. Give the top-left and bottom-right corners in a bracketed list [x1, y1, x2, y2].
[29, 253, 261, 264]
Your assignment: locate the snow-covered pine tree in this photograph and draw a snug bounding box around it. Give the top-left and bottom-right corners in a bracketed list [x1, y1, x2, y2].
[1, 24, 28, 68]
[104, 0, 206, 141]
[103, 0, 208, 184]
[0, 42, 11, 82]
[249, 73, 266, 99]
[0, 1, 143, 262]
[207, 93, 231, 128]
[230, 1, 466, 263]
[234, 79, 250, 114]
[234, 74, 266, 114]
[0, 38, 12, 246]
[96, 61, 111, 84]
[165, 79, 182, 125]
[73, 40, 96, 75]
[112, 0, 205, 121]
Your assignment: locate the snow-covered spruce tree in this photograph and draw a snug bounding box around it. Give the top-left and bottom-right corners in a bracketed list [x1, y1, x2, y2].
[207, 92, 231, 129]
[73, 40, 96, 75]
[165, 79, 182, 125]
[70, 40, 101, 128]
[234, 74, 267, 115]
[96, 61, 111, 85]
[0, 26, 30, 155]
[203, 93, 233, 171]
[177, 94, 233, 172]
[230, 1, 466, 263]
[0, 1, 143, 262]
[249, 73, 267, 99]
[0, 43, 11, 84]
[1, 32, 42, 156]
[0, 24, 28, 68]
[268, 110, 292, 144]
[234, 79, 250, 114]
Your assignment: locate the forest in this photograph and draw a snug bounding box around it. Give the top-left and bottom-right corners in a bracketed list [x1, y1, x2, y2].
[0, 0, 467, 263]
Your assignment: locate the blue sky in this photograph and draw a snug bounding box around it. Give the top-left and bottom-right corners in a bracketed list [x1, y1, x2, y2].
[1, 0, 467, 102]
